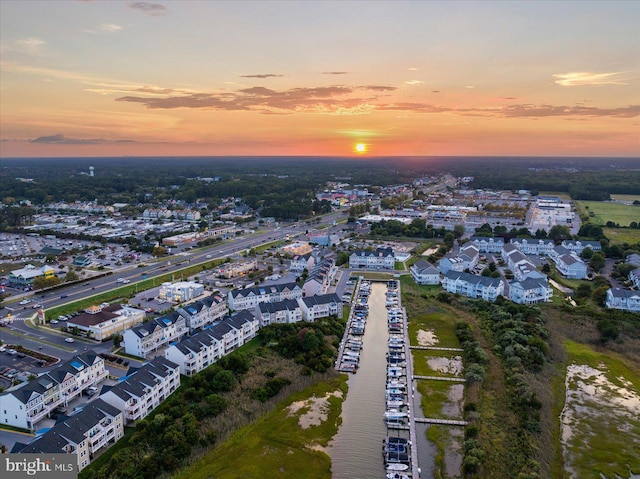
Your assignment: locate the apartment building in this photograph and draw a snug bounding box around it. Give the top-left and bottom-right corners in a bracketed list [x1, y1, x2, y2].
[100, 357, 180, 425]
[158, 281, 205, 303]
[550, 246, 588, 279]
[561, 240, 602, 254]
[303, 258, 336, 297]
[0, 351, 107, 430]
[439, 244, 479, 274]
[123, 312, 188, 358]
[290, 253, 315, 274]
[510, 238, 555, 256]
[299, 293, 343, 321]
[227, 282, 303, 311]
[410, 259, 440, 285]
[349, 247, 395, 271]
[509, 278, 553, 304]
[257, 299, 303, 326]
[605, 288, 640, 312]
[442, 271, 504, 302]
[12, 399, 125, 471]
[470, 236, 504, 253]
[176, 293, 227, 333]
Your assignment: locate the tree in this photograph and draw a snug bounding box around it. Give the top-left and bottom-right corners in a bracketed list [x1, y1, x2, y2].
[580, 247, 594, 260]
[589, 253, 605, 273]
[453, 224, 465, 239]
[591, 286, 609, 306]
[65, 268, 79, 282]
[443, 232, 455, 249]
[152, 246, 168, 257]
[548, 225, 571, 242]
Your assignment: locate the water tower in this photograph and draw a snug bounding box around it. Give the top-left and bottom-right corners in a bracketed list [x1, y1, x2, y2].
[89, 166, 94, 177]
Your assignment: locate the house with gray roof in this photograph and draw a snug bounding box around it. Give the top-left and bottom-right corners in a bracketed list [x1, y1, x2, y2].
[303, 258, 336, 297]
[299, 293, 343, 321]
[605, 288, 640, 312]
[290, 253, 315, 274]
[509, 278, 553, 304]
[257, 299, 302, 326]
[551, 246, 588, 279]
[410, 259, 440, 285]
[100, 356, 180, 424]
[511, 238, 555, 256]
[561, 240, 602, 254]
[177, 293, 227, 333]
[349, 246, 395, 270]
[442, 271, 504, 302]
[0, 351, 107, 430]
[470, 236, 504, 253]
[11, 399, 124, 471]
[228, 282, 302, 311]
[122, 311, 188, 358]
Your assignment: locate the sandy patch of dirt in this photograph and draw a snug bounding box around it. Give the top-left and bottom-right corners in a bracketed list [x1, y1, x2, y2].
[427, 356, 463, 377]
[288, 390, 343, 429]
[417, 329, 439, 346]
[421, 247, 439, 256]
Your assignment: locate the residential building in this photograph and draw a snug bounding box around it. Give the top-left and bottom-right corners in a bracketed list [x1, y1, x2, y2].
[410, 259, 440, 285]
[227, 282, 303, 311]
[626, 253, 640, 268]
[158, 281, 205, 303]
[605, 288, 640, 312]
[439, 244, 479, 274]
[629, 268, 640, 289]
[442, 271, 505, 302]
[510, 238, 555, 256]
[257, 299, 303, 326]
[470, 236, 504, 253]
[561, 240, 602, 254]
[123, 312, 188, 358]
[513, 260, 547, 282]
[509, 278, 553, 304]
[164, 311, 258, 376]
[299, 293, 343, 321]
[290, 253, 315, 274]
[65, 304, 145, 342]
[551, 246, 588, 279]
[11, 399, 125, 471]
[349, 247, 395, 270]
[439, 255, 464, 274]
[176, 294, 227, 333]
[100, 357, 180, 424]
[303, 258, 336, 297]
[0, 351, 107, 430]
[8, 264, 56, 288]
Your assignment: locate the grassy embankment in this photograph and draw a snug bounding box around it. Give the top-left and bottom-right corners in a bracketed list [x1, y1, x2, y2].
[172, 376, 347, 479]
[575, 199, 640, 245]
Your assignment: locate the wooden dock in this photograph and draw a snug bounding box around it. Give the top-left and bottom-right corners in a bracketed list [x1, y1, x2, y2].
[414, 417, 468, 426]
[413, 375, 466, 383]
[409, 346, 463, 352]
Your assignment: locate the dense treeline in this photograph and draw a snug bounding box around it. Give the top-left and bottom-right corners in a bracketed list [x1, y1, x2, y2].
[258, 316, 345, 374]
[469, 300, 549, 478]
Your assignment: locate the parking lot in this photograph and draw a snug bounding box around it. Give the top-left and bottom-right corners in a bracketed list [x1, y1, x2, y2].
[0, 346, 45, 387]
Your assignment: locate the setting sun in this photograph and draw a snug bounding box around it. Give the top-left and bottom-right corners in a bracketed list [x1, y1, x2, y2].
[355, 143, 367, 153]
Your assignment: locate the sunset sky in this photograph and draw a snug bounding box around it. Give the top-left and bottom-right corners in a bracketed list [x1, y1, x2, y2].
[1, 0, 639, 158]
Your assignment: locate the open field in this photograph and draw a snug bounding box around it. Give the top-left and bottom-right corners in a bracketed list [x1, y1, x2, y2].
[602, 227, 640, 245]
[575, 200, 639, 227]
[610, 194, 640, 202]
[172, 376, 346, 479]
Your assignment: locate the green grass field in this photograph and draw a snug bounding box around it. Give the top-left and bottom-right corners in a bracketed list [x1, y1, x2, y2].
[576, 200, 639, 227]
[173, 376, 347, 479]
[602, 227, 640, 246]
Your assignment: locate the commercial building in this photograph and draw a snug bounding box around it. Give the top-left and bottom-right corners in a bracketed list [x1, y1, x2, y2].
[65, 304, 145, 342]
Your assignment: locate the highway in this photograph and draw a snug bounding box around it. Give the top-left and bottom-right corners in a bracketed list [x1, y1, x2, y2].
[0, 210, 347, 362]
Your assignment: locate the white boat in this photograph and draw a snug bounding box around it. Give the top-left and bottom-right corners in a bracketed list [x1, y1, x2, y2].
[386, 463, 409, 472]
[386, 472, 410, 479]
[384, 410, 408, 419]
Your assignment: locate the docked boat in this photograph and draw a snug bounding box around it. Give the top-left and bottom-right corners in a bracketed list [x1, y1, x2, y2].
[386, 463, 409, 472]
[386, 472, 410, 479]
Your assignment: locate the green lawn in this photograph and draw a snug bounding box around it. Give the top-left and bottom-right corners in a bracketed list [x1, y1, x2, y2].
[602, 227, 640, 246]
[576, 200, 640, 227]
[407, 311, 461, 349]
[173, 376, 347, 479]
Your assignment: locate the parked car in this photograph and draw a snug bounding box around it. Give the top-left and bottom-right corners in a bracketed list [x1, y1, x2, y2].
[50, 319, 59, 324]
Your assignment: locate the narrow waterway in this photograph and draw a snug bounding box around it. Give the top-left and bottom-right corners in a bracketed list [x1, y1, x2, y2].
[329, 282, 388, 478]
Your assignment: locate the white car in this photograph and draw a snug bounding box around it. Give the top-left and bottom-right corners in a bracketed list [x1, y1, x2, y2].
[19, 299, 31, 305]
[50, 320, 59, 324]
[64, 338, 75, 343]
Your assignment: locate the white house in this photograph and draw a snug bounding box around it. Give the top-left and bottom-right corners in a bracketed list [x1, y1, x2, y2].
[303, 258, 336, 297]
[0, 351, 107, 430]
[561, 240, 602, 254]
[605, 288, 640, 312]
[299, 293, 343, 321]
[158, 281, 205, 303]
[629, 268, 640, 289]
[509, 278, 553, 304]
[442, 271, 504, 302]
[439, 255, 464, 274]
[257, 299, 303, 326]
[410, 259, 440, 285]
[100, 357, 180, 425]
[176, 293, 227, 333]
[290, 254, 315, 274]
[551, 246, 588, 279]
[12, 399, 125, 471]
[510, 238, 555, 256]
[123, 312, 188, 358]
[440, 244, 479, 274]
[349, 247, 395, 270]
[470, 236, 504, 253]
[227, 282, 303, 311]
